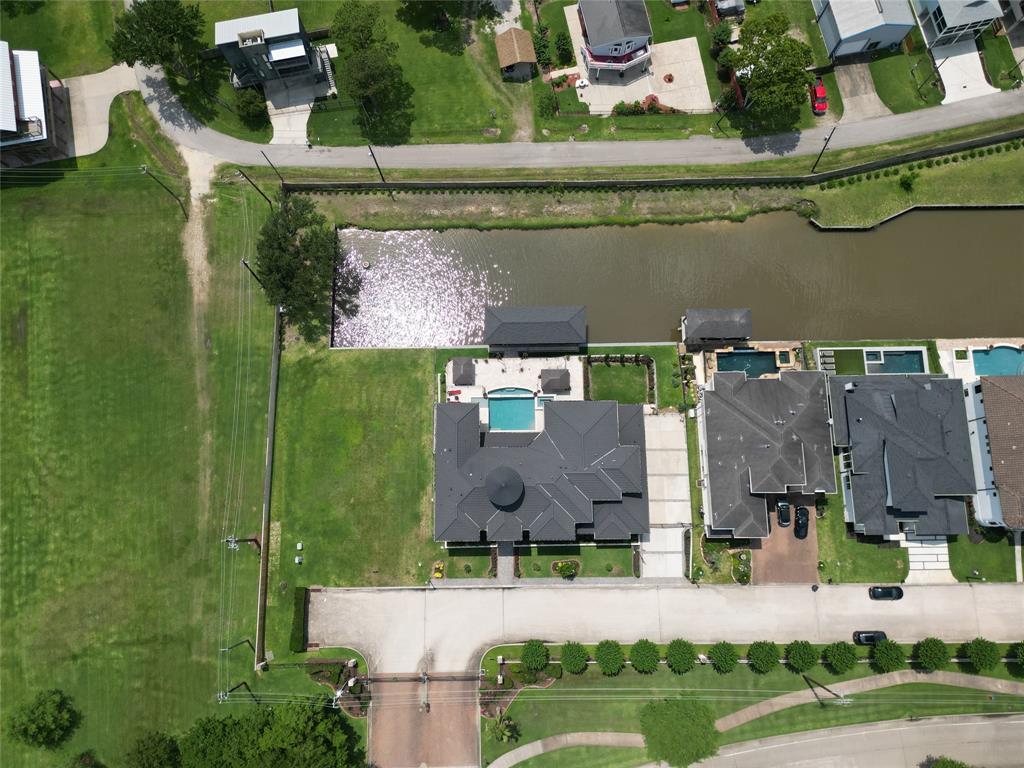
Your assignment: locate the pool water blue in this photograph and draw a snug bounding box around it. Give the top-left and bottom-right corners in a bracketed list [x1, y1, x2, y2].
[716, 350, 779, 378]
[973, 346, 1024, 376]
[867, 350, 925, 374]
[488, 388, 536, 430]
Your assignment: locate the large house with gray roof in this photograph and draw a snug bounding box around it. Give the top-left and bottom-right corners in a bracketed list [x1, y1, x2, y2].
[828, 375, 975, 537]
[812, 0, 915, 59]
[434, 399, 648, 544]
[484, 305, 587, 358]
[577, 0, 653, 80]
[698, 370, 836, 539]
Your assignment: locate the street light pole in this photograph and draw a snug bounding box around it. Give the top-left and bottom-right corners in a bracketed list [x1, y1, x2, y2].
[811, 125, 837, 175]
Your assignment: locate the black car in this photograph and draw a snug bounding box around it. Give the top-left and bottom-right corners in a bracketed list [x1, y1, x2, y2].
[794, 506, 809, 540]
[869, 585, 904, 601]
[853, 630, 887, 646]
[776, 500, 791, 528]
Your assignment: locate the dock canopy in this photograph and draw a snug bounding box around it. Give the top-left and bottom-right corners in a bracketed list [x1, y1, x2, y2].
[484, 306, 587, 357]
[682, 308, 752, 348]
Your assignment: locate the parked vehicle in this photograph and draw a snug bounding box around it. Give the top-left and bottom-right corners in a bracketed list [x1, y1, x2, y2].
[716, 0, 746, 18]
[794, 506, 809, 540]
[853, 630, 888, 645]
[810, 77, 828, 116]
[868, 585, 904, 601]
[776, 499, 791, 528]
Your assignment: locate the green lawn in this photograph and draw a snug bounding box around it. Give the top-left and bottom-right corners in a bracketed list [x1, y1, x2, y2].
[514, 746, 648, 768]
[816, 462, 909, 584]
[589, 362, 649, 404]
[518, 544, 635, 578]
[587, 345, 681, 411]
[745, 0, 830, 68]
[440, 546, 494, 579]
[696, 534, 750, 584]
[980, 30, 1022, 90]
[868, 30, 943, 114]
[166, 60, 274, 143]
[722, 683, 1024, 745]
[0, 0, 116, 76]
[948, 527, 1018, 583]
[833, 348, 867, 375]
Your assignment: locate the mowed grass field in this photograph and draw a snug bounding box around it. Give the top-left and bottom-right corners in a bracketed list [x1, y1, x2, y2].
[0, 0, 117, 76]
[0, 95, 278, 764]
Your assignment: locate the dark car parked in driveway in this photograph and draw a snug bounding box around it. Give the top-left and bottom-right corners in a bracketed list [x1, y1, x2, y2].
[794, 506, 809, 539]
[776, 499, 791, 527]
[853, 630, 888, 646]
[869, 586, 904, 600]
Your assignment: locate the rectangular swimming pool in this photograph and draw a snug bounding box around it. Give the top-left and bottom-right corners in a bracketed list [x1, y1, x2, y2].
[488, 396, 536, 431]
[866, 350, 925, 374]
[716, 350, 779, 378]
[973, 346, 1024, 376]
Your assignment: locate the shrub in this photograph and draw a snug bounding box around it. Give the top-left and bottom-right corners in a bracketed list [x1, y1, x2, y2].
[463, 562, 472, 574]
[823, 641, 858, 674]
[630, 639, 660, 674]
[488, 712, 520, 744]
[125, 731, 181, 768]
[545, 662, 563, 679]
[1009, 640, 1024, 665]
[871, 640, 907, 673]
[532, 562, 541, 572]
[899, 171, 919, 192]
[289, 587, 308, 653]
[928, 759, 974, 768]
[914, 637, 950, 672]
[926, 158, 935, 167]
[612, 100, 646, 116]
[667, 639, 697, 674]
[560, 641, 589, 674]
[711, 22, 732, 51]
[596, 640, 625, 676]
[521, 640, 550, 672]
[538, 89, 559, 119]
[964, 637, 1000, 672]
[7, 689, 82, 749]
[995, 144, 1003, 153]
[785, 641, 818, 673]
[640, 700, 719, 767]
[67, 751, 106, 768]
[235, 86, 268, 127]
[746, 641, 780, 674]
[709, 641, 738, 674]
[555, 560, 579, 579]
[986, 147, 995, 154]
[554, 30, 573, 66]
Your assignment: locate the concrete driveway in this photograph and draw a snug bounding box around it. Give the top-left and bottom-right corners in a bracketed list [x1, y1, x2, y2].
[65, 64, 138, 157]
[639, 413, 690, 577]
[833, 60, 892, 121]
[935, 39, 1000, 104]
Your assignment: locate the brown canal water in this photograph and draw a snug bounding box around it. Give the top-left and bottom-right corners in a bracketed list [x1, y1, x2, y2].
[334, 210, 1024, 347]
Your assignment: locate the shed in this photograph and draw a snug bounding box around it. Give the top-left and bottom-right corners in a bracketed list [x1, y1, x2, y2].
[484, 306, 587, 358]
[682, 308, 752, 349]
[540, 369, 571, 393]
[495, 28, 537, 81]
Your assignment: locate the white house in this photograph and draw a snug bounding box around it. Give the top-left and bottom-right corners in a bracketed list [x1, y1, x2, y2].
[576, 0, 653, 80]
[1, 40, 69, 167]
[812, 0, 916, 59]
[911, 0, 1002, 47]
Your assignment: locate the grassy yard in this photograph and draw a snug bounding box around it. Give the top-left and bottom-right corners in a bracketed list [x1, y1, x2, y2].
[695, 534, 751, 584]
[745, 0, 830, 68]
[980, 30, 1022, 90]
[948, 527, 1019, 583]
[589, 362, 649, 404]
[832, 348, 867, 375]
[518, 544, 635, 578]
[587, 345, 682, 411]
[515, 747, 648, 768]
[167, 60, 274, 143]
[439, 547, 494, 579]
[816, 462, 909, 584]
[868, 29, 943, 113]
[0, 0, 117, 76]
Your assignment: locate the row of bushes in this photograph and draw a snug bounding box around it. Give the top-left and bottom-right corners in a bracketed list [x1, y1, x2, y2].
[514, 637, 1024, 677]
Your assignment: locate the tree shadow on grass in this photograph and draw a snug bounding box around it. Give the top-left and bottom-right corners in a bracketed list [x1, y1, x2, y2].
[3, 0, 45, 18]
[395, 0, 500, 56]
[361, 76, 415, 146]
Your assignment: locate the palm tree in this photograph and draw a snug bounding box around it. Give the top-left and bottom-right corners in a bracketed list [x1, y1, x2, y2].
[488, 711, 520, 743]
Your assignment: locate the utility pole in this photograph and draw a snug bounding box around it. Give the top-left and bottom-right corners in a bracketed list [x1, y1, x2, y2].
[141, 165, 188, 220]
[237, 168, 274, 211]
[260, 150, 284, 183]
[366, 144, 395, 200]
[241, 258, 265, 289]
[811, 125, 837, 174]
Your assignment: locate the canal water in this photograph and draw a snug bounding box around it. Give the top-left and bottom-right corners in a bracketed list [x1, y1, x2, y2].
[333, 210, 1024, 348]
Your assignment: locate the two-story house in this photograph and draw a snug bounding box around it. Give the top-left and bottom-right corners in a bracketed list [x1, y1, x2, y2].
[911, 0, 1002, 47]
[215, 8, 327, 89]
[577, 0, 653, 80]
[1, 40, 70, 167]
[812, 0, 916, 59]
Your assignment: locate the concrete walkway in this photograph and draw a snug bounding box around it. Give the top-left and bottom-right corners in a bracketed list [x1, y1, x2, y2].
[1015, 530, 1023, 583]
[64, 64, 138, 157]
[901, 533, 957, 585]
[489, 731, 645, 768]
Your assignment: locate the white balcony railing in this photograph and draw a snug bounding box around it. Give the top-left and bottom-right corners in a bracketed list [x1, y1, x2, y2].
[581, 46, 652, 71]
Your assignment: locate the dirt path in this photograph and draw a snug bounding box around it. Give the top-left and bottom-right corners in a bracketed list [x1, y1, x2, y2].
[467, 36, 534, 142]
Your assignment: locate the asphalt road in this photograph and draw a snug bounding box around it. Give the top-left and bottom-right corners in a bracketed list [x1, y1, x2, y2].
[307, 583, 1024, 673]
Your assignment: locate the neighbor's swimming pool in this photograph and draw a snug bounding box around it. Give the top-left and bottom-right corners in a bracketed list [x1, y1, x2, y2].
[716, 350, 779, 378]
[973, 346, 1024, 376]
[487, 387, 536, 431]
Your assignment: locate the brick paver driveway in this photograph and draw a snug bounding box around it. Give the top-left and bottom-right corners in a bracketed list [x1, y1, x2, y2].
[751, 500, 820, 584]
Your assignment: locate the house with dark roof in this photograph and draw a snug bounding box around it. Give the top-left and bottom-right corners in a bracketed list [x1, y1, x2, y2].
[434, 399, 648, 543]
[977, 376, 1024, 530]
[699, 370, 836, 539]
[484, 306, 587, 358]
[828, 375, 975, 537]
[215, 9, 327, 89]
[577, 0, 653, 80]
[682, 308, 752, 350]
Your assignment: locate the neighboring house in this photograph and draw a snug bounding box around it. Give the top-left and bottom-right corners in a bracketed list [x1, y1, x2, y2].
[829, 375, 975, 538]
[495, 27, 537, 81]
[577, 0, 653, 80]
[215, 8, 326, 89]
[434, 400, 649, 543]
[812, 0, 916, 59]
[484, 306, 587, 357]
[682, 308, 752, 350]
[0, 40, 70, 167]
[698, 370, 836, 539]
[973, 376, 1024, 530]
[911, 0, 1002, 47]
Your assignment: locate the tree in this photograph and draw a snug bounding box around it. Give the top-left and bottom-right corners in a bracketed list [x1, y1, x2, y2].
[747, 641, 780, 674]
[596, 640, 625, 676]
[823, 641, 858, 674]
[964, 637, 1000, 672]
[914, 638, 950, 673]
[235, 87, 268, 128]
[255, 194, 362, 343]
[708, 641, 738, 674]
[640, 700, 719, 767]
[533, 29, 553, 69]
[559, 641, 589, 674]
[109, 0, 204, 79]
[666, 639, 697, 674]
[730, 12, 813, 130]
[538, 88, 559, 118]
[899, 171, 919, 192]
[630, 639, 660, 674]
[785, 640, 818, 673]
[871, 640, 907, 673]
[521, 640, 550, 672]
[487, 712, 520, 744]
[711, 22, 732, 53]
[125, 731, 181, 768]
[1009, 641, 1024, 666]
[555, 30, 573, 66]
[7, 689, 82, 749]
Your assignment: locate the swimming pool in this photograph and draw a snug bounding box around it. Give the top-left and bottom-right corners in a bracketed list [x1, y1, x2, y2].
[866, 350, 925, 374]
[487, 387, 536, 431]
[716, 350, 779, 378]
[973, 346, 1024, 376]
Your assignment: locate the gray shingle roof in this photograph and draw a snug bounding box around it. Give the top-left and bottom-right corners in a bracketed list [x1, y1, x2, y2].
[683, 308, 752, 345]
[980, 376, 1024, 529]
[484, 306, 587, 348]
[579, 0, 652, 48]
[540, 369, 571, 393]
[828, 375, 974, 537]
[451, 357, 476, 386]
[702, 370, 836, 538]
[434, 401, 648, 543]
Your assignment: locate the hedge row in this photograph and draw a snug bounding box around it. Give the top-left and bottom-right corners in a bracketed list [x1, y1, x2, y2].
[289, 587, 308, 654]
